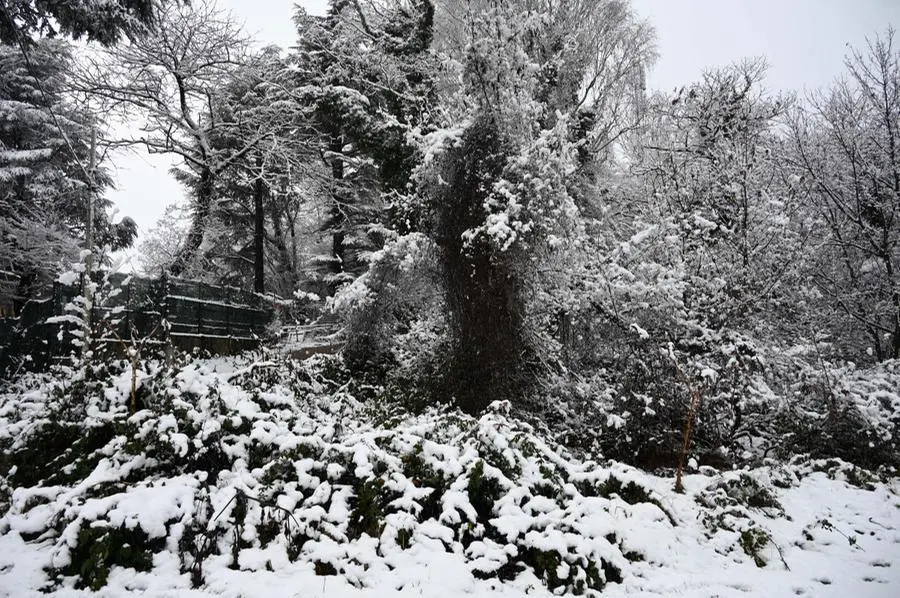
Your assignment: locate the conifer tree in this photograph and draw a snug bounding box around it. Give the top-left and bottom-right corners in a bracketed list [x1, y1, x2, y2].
[0, 40, 128, 308]
[292, 0, 436, 292]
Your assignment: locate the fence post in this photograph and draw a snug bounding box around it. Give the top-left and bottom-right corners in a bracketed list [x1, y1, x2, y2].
[158, 273, 173, 364]
[197, 299, 203, 336]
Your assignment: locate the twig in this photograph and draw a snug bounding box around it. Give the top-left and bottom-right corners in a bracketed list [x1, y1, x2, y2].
[669, 348, 704, 493]
[771, 538, 791, 571]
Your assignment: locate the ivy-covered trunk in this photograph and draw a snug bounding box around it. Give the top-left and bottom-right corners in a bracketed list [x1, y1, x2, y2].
[253, 174, 266, 294]
[435, 120, 529, 413]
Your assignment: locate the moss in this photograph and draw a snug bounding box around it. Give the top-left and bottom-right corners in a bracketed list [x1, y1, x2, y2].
[467, 460, 503, 522]
[58, 524, 163, 591]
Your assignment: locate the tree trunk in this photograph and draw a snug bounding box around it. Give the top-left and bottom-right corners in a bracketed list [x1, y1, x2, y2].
[329, 133, 347, 282]
[253, 175, 266, 294]
[169, 168, 214, 277]
[435, 119, 529, 414]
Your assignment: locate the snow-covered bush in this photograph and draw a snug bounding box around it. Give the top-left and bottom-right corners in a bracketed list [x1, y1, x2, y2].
[520, 306, 899, 471]
[0, 354, 677, 594]
[331, 232, 443, 383]
[767, 357, 900, 468]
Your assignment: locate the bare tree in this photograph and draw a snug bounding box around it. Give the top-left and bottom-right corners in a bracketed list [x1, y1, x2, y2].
[788, 29, 900, 360]
[76, 0, 271, 276]
[630, 59, 802, 331]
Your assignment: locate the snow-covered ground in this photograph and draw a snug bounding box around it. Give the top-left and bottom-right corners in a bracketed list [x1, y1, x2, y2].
[0, 356, 897, 598]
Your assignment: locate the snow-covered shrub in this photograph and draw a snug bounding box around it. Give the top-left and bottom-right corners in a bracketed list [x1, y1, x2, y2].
[331, 232, 443, 384]
[530, 306, 773, 470]
[767, 358, 900, 468]
[523, 295, 899, 471]
[0, 354, 678, 594]
[695, 470, 785, 569]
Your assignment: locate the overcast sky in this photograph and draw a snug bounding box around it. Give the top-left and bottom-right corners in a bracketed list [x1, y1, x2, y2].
[108, 0, 900, 268]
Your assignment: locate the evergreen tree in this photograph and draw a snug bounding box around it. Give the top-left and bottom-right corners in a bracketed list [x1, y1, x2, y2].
[0, 0, 162, 46]
[0, 39, 126, 308]
[292, 0, 436, 293]
[198, 47, 321, 295]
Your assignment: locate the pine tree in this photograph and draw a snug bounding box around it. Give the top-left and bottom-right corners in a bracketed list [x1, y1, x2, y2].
[292, 0, 436, 293]
[0, 39, 120, 308]
[0, 0, 161, 46]
[197, 47, 320, 295]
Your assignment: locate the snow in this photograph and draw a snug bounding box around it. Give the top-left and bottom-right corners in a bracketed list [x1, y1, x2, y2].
[57, 270, 81, 286]
[0, 355, 897, 598]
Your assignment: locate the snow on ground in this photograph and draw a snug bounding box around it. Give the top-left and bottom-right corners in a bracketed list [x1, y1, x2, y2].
[0, 355, 897, 598]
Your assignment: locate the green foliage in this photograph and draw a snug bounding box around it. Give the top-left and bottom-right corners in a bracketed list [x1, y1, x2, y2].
[57, 524, 162, 591]
[347, 479, 388, 539]
[396, 527, 413, 550]
[0, 354, 718, 594]
[0, 0, 158, 46]
[0, 39, 127, 303]
[466, 460, 503, 522]
[401, 444, 447, 520]
[5, 421, 115, 488]
[519, 548, 617, 595]
[739, 527, 771, 568]
[713, 474, 781, 512]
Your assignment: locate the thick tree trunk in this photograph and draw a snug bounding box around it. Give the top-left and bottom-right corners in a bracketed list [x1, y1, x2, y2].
[269, 202, 297, 295]
[436, 119, 529, 414]
[253, 175, 266, 294]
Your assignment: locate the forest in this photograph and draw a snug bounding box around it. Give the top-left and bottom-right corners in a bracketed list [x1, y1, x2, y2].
[0, 1, 898, 597]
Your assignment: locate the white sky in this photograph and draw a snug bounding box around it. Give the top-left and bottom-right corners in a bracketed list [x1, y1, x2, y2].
[107, 0, 900, 265]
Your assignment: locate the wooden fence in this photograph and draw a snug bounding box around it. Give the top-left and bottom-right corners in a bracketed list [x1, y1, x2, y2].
[0, 273, 278, 373]
[96, 273, 274, 348]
